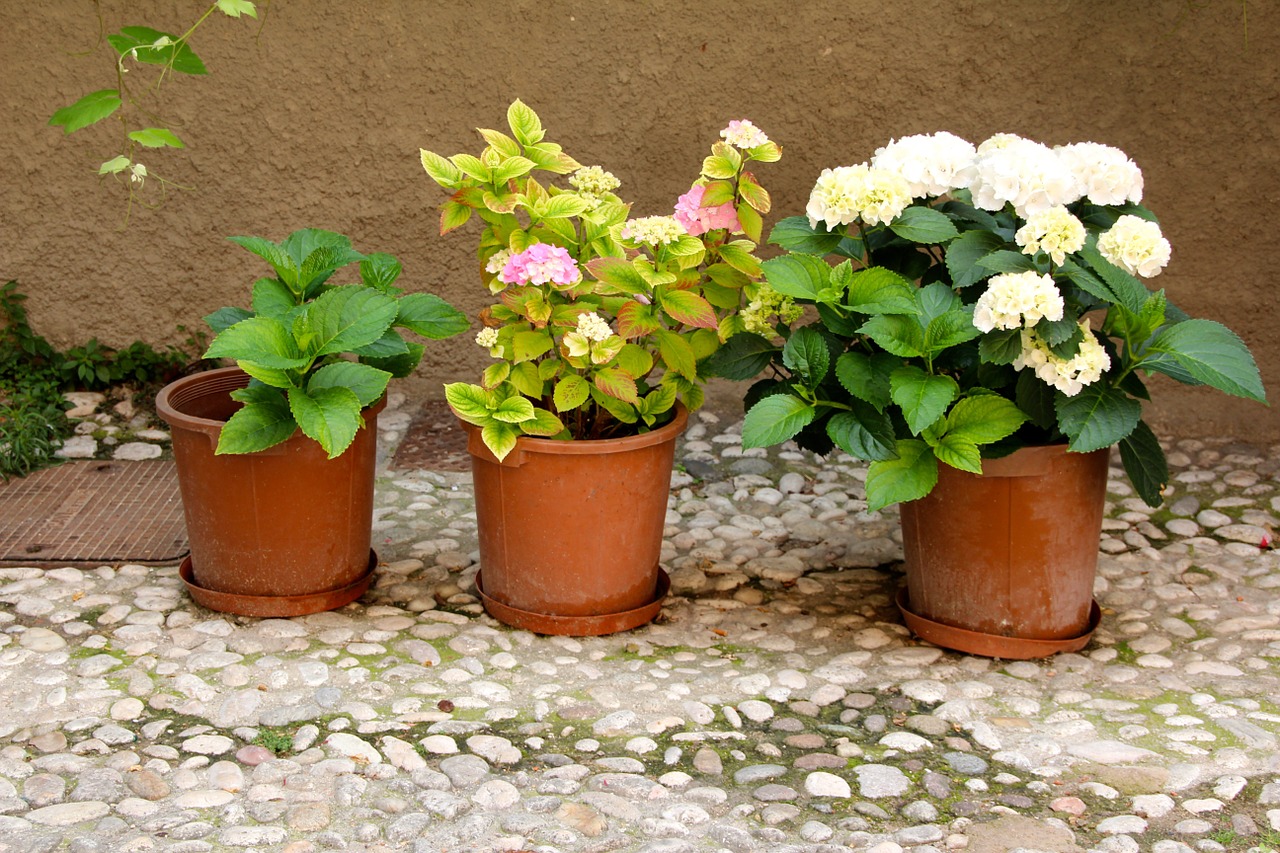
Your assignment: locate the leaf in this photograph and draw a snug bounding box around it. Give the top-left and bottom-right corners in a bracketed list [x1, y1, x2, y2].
[738, 172, 771, 214]
[507, 99, 545, 146]
[659, 290, 717, 329]
[478, 128, 522, 159]
[976, 250, 1037, 274]
[204, 306, 253, 335]
[865, 439, 939, 512]
[554, 375, 591, 412]
[491, 395, 536, 424]
[215, 0, 257, 17]
[656, 329, 698, 380]
[360, 341, 424, 379]
[741, 395, 816, 448]
[1144, 319, 1266, 402]
[251, 277, 296, 318]
[860, 315, 925, 358]
[589, 386, 638, 424]
[835, 351, 897, 411]
[98, 155, 131, 175]
[482, 421, 520, 461]
[945, 230, 1006, 288]
[1119, 419, 1169, 507]
[307, 362, 391, 407]
[508, 362, 544, 397]
[512, 329, 554, 363]
[520, 408, 565, 437]
[49, 89, 121, 134]
[204, 316, 306, 368]
[353, 329, 411, 358]
[1055, 384, 1142, 452]
[768, 215, 844, 256]
[481, 362, 509, 390]
[1015, 370, 1057, 430]
[888, 206, 959, 244]
[616, 301, 660, 339]
[702, 332, 777, 381]
[1057, 259, 1118, 306]
[108, 26, 207, 75]
[617, 343, 653, 379]
[444, 382, 493, 426]
[930, 433, 983, 474]
[126, 126, 186, 150]
[716, 242, 762, 278]
[979, 329, 1023, 365]
[539, 193, 590, 219]
[700, 180, 735, 206]
[359, 253, 403, 292]
[846, 267, 918, 315]
[782, 327, 830, 387]
[890, 365, 959, 435]
[450, 153, 491, 182]
[593, 368, 639, 403]
[1080, 243, 1149, 313]
[587, 257, 650, 292]
[215, 396, 296, 455]
[701, 155, 737, 180]
[287, 386, 362, 459]
[826, 405, 897, 461]
[298, 286, 400, 356]
[420, 149, 464, 188]
[924, 310, 981, 355]
[761, 253, 830, 301]
[943, 395, 1028, 445]
[297, 244, 366, 295]
[396, 293, 469, 340]
[228, 235, 298, 290]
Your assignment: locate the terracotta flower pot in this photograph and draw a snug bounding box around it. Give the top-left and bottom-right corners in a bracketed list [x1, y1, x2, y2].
[463, 405, 688, 636]
[896, 444, 1109, 659]
[157, 367, 381, 617]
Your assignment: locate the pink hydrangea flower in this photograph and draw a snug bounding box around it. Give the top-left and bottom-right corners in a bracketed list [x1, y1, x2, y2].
[673, 184, 741, 236]
[500, 243, 581, 286]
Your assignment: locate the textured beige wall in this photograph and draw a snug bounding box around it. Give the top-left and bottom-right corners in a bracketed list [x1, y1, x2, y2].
[2, 1, 1276, 439]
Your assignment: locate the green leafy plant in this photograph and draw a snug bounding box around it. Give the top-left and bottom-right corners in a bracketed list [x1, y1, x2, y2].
[1, 281, 71, 479]
[420, 101, 781, 461]
[202, 228, 468, 458]
[712, 133, 1265, 511]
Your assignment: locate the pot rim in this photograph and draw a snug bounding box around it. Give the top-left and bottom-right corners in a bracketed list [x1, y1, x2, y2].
[460, 401, 689, 464]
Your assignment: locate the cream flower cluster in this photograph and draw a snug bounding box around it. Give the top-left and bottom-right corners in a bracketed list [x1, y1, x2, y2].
[1098, 215, 1171, 277]
[621, 215, 687, 246]
[574, 312, 614, 344]
[1015, 206, 1086, 265]
[805, 164, 912, 230]
[720, 119, 769, 149]
[474, 327, 499, 348]
[568, 166, 621, 210]
[1056, 142, 1143, 206]
[869, 131, 977, 199]
[970, 134, 1082, 217]
[484, 249, 511, 276]
[972, 271, 1065, 333]
[1013, 323, 1111, 397]
[563, 312, 621, 364]
[740, 284, 804, 337]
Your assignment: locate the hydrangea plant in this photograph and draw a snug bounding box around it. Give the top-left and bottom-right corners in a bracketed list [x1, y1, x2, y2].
[709, 133, 1265, 511]
[419, 101, 781, 460]
[202, 228, 467, 458]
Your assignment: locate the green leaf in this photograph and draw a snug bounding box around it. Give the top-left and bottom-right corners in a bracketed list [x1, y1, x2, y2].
[396, 293, 468, 340]
[482, 421, 520, 461]
[617, 343, 653, 379]
[108, 26, 207, 74]
[659, 290, 717, 329]
[835, 351, 897, 411]
[287, 386, 362, 459]
[478, 128, 522, 159]
[889, 206, 959, 244]
[359, 253, 403, 292]
[508, 362, 544, 397]
[554, 375, 591, 412]
[204, 306, 253, 335]
[782, 327, 830, 387]
[860, 315, 925, 358]
[520, 408, 565, 437]
[298, 286, 399, 356]
[507, 99, 545, 146]
[978, 329, 1023, 365]
[1057, 259, 1118, 306]
[512, 330, 554, 363]
[204, 316, 306, 368]
[49, 89, 121, 134]
[976, 250, 1037, 274]
[127, 127, 184, 148]
[826, 404, 897, 461]
[846, 267, 918, 315]
[768, 216, 845, 256]
[741, 395, 816, 448]
[761, 254, 831, 301]
[865, 439, 939, 512]
[702, 332, 777, 381]
[945, 230, 1006, 288]
[656, 329, 698, 380]
[943, 395, 1028, 445]
[1080, 243, 1149, 313]
[450, 153, 491, 182]
[297, 245, 366, 295]
[353, 329, 411, 358]
[539, 193, 590, 219]
[1015, 370, 1057, 430]
[360, 341, 424, 379]
[420, 149, 464, 188]
[215, 0, 257, 18]
[589, 386, 638, 424]
[716, 242, 762, 278]
[228, 235, 299, 290]
[588, 257, 650, 293]
[98, 155, 131, 175]
[1119, 419, 1169, 507]
[481, 362, 509, 390]
[1144, 319, 1266, 402]
[890, 365, 959, 435]
[491, 395, 536, 424]
[924, 310, 981, 355]
[701, 155, 738, 180]
[593, 368, 639, 404]
[307, 362, 391, 408]
[930, 432, 982, 473]
[444, 383, 493, 426]
[215, 396, 296, 455]
[251, 277, 296, 318]
[1055, 384, 1142, 452]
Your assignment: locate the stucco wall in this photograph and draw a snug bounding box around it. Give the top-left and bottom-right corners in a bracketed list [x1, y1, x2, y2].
[2, 1, 1275, 439]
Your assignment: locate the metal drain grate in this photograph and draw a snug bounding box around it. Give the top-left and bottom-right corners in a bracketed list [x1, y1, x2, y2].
[0, 460, 188, 567]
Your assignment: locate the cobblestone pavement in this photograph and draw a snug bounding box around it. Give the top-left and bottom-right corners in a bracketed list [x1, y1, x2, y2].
[11, 392, 1280, 853]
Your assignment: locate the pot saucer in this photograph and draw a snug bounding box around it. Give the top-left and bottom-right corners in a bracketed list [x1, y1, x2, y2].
[476, 568, 670, 636]
[897, 587, 1101, 660]
[180, 550, 377, 617]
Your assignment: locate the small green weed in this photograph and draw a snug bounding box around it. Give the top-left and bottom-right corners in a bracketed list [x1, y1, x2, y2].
[253, 728, 294, 755]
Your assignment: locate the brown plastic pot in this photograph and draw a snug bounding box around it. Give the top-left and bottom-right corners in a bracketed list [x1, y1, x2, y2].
[463, 405, 688, 636]
[897, 444, 1110, 659]
[156, 367, 381, 616]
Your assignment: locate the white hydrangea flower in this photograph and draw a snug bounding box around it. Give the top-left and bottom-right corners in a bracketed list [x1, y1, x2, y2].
[855, 168, 914, 226]
[575, 312, 614, 343]
[1015, 206, 1087, 265]
[870, 131, 977, 199]
[569, 165, 621, 196]
[720, 119, 770, 149]
[1055, 142, 1143, 206]
[475, 327, 499, 348]
[970, 134, 1082, 217]
[484, 249, 511, 276]
[1097, 215, 1171, 277]
[621, 215, 687, 246]
[805, 164, 912, 230]
[1013, 323, 1111, 396]
[972, 271, 1065, 333]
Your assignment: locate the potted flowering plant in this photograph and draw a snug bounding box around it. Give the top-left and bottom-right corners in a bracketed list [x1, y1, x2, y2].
[714, 133, 1265, 657]
[419, 101, 779, 634]
[157, 228, 467, 616]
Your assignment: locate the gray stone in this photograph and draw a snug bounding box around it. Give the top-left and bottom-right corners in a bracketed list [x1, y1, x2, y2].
[439, 754, 490, 788]
[943, 751, 988, 775]
[853, 764, 910, 798]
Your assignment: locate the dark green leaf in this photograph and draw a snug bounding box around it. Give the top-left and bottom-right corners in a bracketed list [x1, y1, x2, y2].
[865, 439, 938, 511]
[1055, 384, 1142, 452]
[1119, 419, 1169, 507]
[846, 267, 918, 315]
[890, 365, 959, 435]
[741, 395, 816, 448]
[976, 250, 1037, 274]
[888, 206, 959, 244]
[834, 351, 897, 411]
[1036, 315, 1081, 348]
[979, 329, 1023, 365]
[397, 293, 469, 340]
[768, 215, 845, 255]
[826, 404, 897, 461]
[353, 329, 411, 358]
[924, 310, 981, 355]
[204, 306, 252, 335]
[1080, 243, 1149, 314]
[359, 341, 424, 379]
[701, 332, 778, 381]
[1058, 259, 1118, 306]
[761, 254, 831, 301]
[307, 362, 391, 408]
[945, 230, 1006, 288]
[782, 327, 830, 387]
[214, 396, 296, 455]
[360, 254, 403, 292]
[815, 302, 862, 337]
[1015, 370, 1058, 430]
[1143, 319, 1265, 402]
